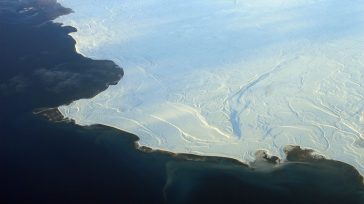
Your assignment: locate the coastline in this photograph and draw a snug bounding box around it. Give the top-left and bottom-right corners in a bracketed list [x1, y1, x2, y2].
[1, 1, 167, 203]
[52, 0, 364, 180]
[2, 1, 364, 203]
[41, 107, 364, 183]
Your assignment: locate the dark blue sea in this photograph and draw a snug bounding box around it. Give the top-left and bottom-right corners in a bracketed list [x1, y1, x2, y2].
[1, 1, 364, 204]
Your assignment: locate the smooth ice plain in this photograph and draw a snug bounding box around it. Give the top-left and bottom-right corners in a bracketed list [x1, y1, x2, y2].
[56, 0, 364, 175]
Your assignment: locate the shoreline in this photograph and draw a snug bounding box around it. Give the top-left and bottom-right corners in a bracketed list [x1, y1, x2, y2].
[39, 107, 364, 182]
[4, 1, 364, 203]
[51, 0, 364, 181]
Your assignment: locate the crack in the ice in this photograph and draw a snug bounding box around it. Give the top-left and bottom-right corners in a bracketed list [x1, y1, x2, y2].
[227, 57, 298, 139]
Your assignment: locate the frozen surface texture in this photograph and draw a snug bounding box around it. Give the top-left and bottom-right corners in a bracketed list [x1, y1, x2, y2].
[56, 0, 364, 174]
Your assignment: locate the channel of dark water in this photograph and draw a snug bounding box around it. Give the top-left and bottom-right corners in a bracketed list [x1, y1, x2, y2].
[1, 1, 364, 204]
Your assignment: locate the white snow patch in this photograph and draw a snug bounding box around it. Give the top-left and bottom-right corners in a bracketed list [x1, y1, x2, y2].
[55, 0, 364, 174]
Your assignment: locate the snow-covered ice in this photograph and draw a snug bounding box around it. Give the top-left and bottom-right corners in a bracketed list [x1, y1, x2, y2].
[55, 0, 364, 174]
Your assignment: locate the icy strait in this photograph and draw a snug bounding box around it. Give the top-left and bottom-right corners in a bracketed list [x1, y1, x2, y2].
[56, 0, 364, 175]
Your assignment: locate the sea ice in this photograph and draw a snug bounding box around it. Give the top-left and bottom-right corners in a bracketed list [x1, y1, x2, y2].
[55, 0, 364, 174]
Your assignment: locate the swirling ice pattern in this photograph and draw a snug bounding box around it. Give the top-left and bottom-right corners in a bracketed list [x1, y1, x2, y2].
[56, 0, 364, 175]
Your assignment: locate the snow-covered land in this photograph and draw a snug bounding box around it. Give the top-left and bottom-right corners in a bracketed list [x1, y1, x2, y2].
[56, 0, 364, 174]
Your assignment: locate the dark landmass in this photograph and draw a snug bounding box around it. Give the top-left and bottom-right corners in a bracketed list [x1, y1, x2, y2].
[137, 144, 249, 167]
[33, 108, 69, 122]
[285, 145, 326, 161]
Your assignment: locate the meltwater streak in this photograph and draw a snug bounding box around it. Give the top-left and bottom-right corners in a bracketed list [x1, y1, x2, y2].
[56, 0, 364, 175]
